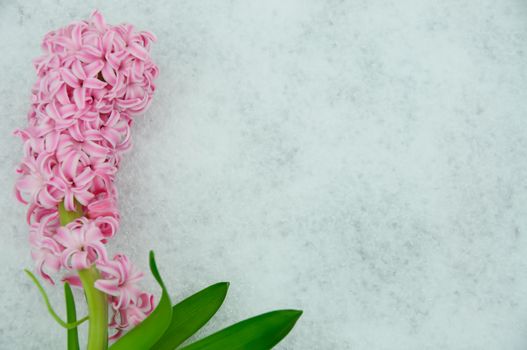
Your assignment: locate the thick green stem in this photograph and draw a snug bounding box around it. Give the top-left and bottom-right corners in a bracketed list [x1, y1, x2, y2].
[78, 267, 108, 350]
[59, 200, 108, 350]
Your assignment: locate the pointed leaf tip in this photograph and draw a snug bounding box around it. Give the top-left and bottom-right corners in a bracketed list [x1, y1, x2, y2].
[149, 251, 164, 287]
[153, 281, 231, 350]
[179, 309, 303, 350]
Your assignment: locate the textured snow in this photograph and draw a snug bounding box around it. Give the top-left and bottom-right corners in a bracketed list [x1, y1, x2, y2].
[1, 1, 527, 349]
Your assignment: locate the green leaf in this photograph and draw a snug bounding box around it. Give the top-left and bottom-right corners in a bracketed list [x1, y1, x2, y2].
[153, 282, 230, 350]
[110, 251, 172, 350]
[179, 309, 302, 350]
[24, 269, 88, 329]
[64, 283, 80, 350]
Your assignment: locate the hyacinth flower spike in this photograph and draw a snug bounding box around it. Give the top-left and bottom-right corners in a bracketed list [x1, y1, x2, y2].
[17, 10, 301, 350]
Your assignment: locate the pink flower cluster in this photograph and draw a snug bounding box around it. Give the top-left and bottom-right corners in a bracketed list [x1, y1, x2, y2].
[15, 11, 158, 338]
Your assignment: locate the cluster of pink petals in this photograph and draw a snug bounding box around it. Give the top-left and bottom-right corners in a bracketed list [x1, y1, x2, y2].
[15, 10, 158, 338]
[96, 254, 155, 339]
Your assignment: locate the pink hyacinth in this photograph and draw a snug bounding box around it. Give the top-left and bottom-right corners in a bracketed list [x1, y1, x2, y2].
[15, 10, 158, 338]
[55, 217, 108, 270]
[95, 254, 155, 338]
[109, 292, 155, 340]
[96, 254, 144, 309]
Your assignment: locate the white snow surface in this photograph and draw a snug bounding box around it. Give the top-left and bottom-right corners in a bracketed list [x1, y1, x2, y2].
[1, 1, 527, 349]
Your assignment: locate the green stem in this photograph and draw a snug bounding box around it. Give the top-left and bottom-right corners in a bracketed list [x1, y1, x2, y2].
[78, 267, 108, 350]
[58, 201, 83, 226]
[59, 200, 108, 350]
[24, 269, 89, 329]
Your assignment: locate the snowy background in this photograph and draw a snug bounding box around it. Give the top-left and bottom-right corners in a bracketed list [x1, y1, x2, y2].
[2, 1, 527, 349]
